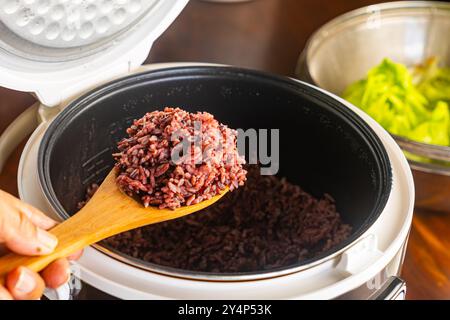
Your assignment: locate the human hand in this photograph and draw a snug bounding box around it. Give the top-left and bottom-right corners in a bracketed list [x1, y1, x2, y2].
[0, 190, 82, 300]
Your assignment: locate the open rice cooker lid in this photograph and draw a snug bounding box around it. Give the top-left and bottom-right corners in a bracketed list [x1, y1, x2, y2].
[0, 0, 189, 106]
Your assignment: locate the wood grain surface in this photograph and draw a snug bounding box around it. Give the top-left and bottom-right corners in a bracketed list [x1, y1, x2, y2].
[0, 0, 448, 299]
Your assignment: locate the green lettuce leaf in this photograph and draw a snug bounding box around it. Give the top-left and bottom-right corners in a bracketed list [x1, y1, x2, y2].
[342, 58, 450, 147]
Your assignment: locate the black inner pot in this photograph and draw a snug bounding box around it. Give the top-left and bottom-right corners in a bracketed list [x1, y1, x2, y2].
[39, 66, 392, 279]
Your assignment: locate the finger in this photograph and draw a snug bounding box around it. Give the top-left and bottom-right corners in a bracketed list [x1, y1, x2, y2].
[67, 249, 83, 261]
[3, 211, 58, 255]
[18, 203, 57, 230]
[0, 190, 56, 230]
[6, 266, 45, 300]
[41, 258, 70, 289]
[0, 285, 13, 300]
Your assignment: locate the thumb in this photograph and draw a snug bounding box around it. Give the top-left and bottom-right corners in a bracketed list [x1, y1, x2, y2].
[1, 210, 58, 256]
[6, 266, 45, 300]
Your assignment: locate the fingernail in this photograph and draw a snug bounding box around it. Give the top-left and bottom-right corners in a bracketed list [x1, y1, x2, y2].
[37, 229, 58, 253]
[15, 268, 36, 294]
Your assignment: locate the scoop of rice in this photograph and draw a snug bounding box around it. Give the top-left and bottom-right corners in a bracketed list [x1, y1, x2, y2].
[113, 107, 247, 209]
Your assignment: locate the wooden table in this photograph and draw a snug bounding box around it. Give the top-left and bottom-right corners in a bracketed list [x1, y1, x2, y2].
[0, 0, 448, 300]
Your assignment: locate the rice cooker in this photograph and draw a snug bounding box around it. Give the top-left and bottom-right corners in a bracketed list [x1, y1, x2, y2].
[0, 0, 414, 300]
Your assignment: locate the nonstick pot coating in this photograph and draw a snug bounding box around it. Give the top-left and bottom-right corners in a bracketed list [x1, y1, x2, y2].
[39, 66, 392, 279]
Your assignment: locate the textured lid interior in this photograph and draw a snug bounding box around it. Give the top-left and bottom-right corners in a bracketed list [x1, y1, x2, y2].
[0, 0, 189, 106]
[1, 0, 160, 49]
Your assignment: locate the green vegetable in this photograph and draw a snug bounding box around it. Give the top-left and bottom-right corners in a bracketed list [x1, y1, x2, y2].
[342, 58, 450, 147]
[415, 58, 450, 106]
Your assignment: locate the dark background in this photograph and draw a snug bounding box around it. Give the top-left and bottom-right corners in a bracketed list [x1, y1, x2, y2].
[0, 0, 449, 300]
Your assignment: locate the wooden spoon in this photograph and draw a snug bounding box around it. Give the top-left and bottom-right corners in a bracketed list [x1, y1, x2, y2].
[0, 168, 228, 284]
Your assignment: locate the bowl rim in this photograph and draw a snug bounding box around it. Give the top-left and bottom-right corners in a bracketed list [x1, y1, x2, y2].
[37, 66, 393, 282]
[305, 0, 450, 55]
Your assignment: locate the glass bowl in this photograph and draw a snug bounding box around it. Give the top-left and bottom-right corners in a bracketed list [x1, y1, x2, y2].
[296, 1, 450, 212]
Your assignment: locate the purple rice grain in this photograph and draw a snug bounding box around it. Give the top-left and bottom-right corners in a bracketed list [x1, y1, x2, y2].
[113, 107, 247, 209]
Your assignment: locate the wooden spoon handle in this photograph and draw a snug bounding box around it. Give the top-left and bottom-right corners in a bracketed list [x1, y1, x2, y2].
[0, 167, 229, 286]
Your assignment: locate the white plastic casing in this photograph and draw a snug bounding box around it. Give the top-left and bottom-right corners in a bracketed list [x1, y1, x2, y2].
[1, 1, 164, 48]
[0, 0, 189, 106]
[17, 64, 415, 299]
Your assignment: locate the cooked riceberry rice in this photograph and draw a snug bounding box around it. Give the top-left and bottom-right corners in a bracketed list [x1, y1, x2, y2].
[113, 107, 247, 209]
[79, 166, 351, 273]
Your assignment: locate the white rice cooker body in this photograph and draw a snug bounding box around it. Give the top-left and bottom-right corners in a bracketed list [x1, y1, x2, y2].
[17, 63, 414, 300]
